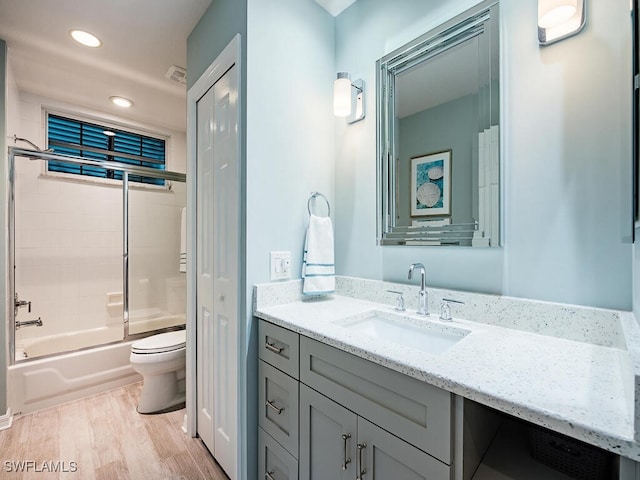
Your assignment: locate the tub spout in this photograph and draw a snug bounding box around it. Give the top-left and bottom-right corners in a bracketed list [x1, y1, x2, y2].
[15, 317, 43, 330]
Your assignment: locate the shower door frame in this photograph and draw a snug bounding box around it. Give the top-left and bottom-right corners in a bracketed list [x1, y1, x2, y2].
[7, 146, 187, 365]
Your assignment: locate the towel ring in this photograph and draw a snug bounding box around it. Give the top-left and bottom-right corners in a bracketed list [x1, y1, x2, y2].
[307, 192, 331, 217]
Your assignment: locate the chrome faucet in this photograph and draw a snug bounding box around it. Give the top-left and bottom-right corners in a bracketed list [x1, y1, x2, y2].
[408, 263, 429, 316]
[15, 317, 42, 330]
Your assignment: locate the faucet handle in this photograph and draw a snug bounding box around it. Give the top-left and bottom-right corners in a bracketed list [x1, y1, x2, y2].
[440, 298, 464, 322]
[387, 290, 406, 312]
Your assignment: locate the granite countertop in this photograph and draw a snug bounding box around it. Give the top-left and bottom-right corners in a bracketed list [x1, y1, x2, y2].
[254, 285, 640, 460]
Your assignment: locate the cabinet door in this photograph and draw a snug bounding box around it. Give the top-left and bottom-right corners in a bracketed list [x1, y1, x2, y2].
[357, 418, 451, 480]
[259, 361, 299, 456]
[259, 428, 299, 480]
[300, 336, 452, 464]
[299, 384, 357, 480]
[259, 320, 300, 379]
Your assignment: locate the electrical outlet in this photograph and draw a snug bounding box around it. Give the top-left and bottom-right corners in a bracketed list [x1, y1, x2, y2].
[270, 251, 292, 280]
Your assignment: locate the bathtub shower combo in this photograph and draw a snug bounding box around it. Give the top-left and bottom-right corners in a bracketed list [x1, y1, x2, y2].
[7, 147, 187, 414]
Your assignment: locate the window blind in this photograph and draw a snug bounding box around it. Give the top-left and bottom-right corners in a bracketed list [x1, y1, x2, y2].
[47, 114, 166, 186]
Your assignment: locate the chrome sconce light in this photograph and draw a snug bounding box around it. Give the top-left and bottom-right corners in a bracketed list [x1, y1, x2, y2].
[538, 0, 586, 46]
[333, 72, 365, 123]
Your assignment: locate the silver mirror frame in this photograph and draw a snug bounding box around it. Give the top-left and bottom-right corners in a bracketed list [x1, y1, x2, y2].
[376, 0, 500, 247]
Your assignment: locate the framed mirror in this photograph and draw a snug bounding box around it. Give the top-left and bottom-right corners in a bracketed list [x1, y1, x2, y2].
[377, 0, 500, 246]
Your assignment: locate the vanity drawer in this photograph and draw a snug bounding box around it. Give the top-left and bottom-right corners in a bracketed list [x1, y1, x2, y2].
[259, 428, 299, 480]
[300, 336, 452, 465]
[259, 360, 299, 457]
[259, 320, 300, 379]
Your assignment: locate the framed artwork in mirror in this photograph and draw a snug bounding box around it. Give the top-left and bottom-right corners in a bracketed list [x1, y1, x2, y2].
[410, 150, 451, 217]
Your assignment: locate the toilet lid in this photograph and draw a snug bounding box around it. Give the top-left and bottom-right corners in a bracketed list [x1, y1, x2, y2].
[131, 330, 186, 354]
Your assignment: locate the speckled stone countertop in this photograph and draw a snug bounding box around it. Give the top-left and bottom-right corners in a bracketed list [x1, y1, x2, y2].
[253, 277, 640, 460]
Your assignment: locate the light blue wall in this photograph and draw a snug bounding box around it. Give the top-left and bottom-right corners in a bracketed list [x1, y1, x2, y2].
[0, 39, 6, 415]
[187, 0, 247, 90]
[244, 0, 335, 366]
[335, 0, 633, 309]
[245, 2, 334, 477]
[246, 0, 335, 289]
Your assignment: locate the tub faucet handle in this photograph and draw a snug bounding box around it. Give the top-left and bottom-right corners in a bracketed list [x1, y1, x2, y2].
[14, 292, 31, 317]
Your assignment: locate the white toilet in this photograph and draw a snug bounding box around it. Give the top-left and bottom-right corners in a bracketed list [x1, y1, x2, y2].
[130, 330, 186, 414]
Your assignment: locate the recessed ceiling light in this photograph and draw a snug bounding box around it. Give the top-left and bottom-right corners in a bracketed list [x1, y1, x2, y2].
[109, 96, 133, 108]
[69, 29, 102, 48]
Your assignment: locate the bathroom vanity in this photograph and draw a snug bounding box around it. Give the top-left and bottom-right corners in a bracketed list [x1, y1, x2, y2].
[254, 277, 640, 480]
[258, 318, 500, 480]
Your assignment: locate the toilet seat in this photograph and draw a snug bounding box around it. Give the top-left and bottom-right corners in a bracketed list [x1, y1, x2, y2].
[131, 330, 186, 354]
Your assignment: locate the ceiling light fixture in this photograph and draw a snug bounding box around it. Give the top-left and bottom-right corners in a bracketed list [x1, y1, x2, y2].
[109, 96, 133, 108]
[102, 130, 116, 137]
[69, 29, 102, 48]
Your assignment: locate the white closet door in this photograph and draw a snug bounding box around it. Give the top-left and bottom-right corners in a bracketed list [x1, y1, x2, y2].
[196, 63, 239, 480]
[197, 82, 215, 453]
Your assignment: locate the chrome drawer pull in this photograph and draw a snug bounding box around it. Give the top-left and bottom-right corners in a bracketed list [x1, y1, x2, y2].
[341, 433, 352, 470]
[357, 443, 367, 479]
[265, 342, 284, 354]
[266, 400, 284, 414]
[265, 470, 276, 480]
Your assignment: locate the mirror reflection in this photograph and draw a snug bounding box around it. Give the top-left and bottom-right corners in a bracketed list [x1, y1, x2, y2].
[377, 0, 500, 247]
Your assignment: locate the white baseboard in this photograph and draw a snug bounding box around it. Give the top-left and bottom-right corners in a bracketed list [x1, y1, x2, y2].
[0, 408, 13, 431]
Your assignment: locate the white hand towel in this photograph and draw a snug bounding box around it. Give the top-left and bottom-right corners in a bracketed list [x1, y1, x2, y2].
[302, 214, 335, 295]
[179, 207, 187, 273]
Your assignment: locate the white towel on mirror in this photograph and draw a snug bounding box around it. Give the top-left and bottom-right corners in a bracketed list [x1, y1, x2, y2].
[179, 207, 187, 273]
[302, 214, 335, 295]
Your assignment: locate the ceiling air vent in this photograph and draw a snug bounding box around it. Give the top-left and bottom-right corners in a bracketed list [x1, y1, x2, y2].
[165, 65, 187, 85]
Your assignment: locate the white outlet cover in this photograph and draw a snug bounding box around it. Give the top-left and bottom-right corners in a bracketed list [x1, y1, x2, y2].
[270, 251, 292, 280]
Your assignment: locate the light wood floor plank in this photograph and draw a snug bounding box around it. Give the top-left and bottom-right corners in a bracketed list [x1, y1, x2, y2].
[57, 398, 96, 479]
[0, 383, 229, 480]
[1, 412, 32, 479]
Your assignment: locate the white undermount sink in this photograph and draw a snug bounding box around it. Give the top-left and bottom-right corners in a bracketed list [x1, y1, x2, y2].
[334, 310, 469, 355]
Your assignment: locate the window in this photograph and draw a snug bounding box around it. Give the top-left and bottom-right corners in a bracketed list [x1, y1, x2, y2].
[46, 113, 166, 186]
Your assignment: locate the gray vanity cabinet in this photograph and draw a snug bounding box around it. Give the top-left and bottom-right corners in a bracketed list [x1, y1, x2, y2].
[257, 319, 498, 480]
[258, 321, 301, 480]
[358, 417, 451, 480]
[259, 428, 299, 480]
[299, 383, 358, 479]
[299, 383, 449, 480]
[299, 336, 452, 465]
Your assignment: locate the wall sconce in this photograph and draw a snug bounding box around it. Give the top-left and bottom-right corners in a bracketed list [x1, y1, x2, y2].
[333, 72, 365, 123]
[538, 0, 586, 46]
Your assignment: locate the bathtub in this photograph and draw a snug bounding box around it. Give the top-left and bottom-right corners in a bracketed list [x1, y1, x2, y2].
[9, 313, 186, 415]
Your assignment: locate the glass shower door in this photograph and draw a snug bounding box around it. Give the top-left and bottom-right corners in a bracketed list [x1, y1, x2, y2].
[127, 179, 186, 335]
[13, 158, 124, 360]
